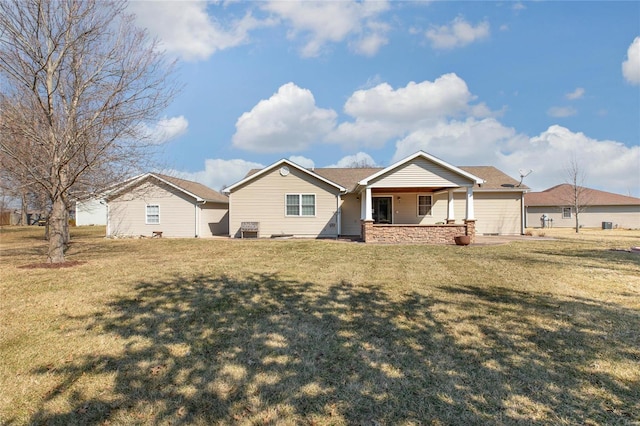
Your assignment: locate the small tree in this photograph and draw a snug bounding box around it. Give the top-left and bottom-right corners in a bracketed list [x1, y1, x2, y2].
[564, 157, 590, 233]
[0, 0, 178, 262]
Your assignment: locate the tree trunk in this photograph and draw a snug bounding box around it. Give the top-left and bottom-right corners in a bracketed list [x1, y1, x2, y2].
[20, 190, 28, 225]
[575, 212, 579, 233]
[48, 196, 67, 263]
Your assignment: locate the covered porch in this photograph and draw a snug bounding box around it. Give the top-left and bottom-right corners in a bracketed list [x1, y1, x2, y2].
[358, 186, 477, 244]
[351, 151, 485, 244]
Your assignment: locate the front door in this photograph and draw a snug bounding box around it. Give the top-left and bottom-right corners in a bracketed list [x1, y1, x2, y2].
[372, 197, 392, 224]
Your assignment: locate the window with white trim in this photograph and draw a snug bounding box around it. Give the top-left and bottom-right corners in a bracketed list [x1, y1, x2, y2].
[562, 207, 572, 219]
[146, 204, 160, 224]
[286, 194, 315, 216]
[418, 195, 432, 216]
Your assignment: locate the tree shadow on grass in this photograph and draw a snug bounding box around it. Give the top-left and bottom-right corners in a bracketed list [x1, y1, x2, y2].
[30, 274, 639, 425]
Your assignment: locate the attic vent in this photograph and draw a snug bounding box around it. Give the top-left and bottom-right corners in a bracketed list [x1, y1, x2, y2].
[279, 166, 290, 176]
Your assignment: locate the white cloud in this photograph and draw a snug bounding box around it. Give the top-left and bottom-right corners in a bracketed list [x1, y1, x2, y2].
[426, 17, 490, 50]
[327, 152, 377, 168]
[128, 2, 271, 61]
[622, 36, 640, 85]
[139, 116, 189, 144]
[498, 125, 640, 194]
[392, 118, 520, 165]
[547, 106, 577, 118]
[262, 0, 390, 57]
[289, 155, 315, 168]
[170, 158, 264, 192]
[232, 82, 337, 153]
[565, 87, 585, 100]
[327, 73, 492, 148]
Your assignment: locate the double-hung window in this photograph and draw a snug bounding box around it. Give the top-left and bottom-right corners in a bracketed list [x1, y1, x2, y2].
[562, 207, 572, 219]
[418, 195, 432, 216]
[146, 204, 160, 224]
[286, 194, 315, 216]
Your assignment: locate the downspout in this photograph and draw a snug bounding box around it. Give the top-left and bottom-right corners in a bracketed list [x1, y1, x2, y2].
[336, 194, 341, 237]
[521, 192, 526, 235]
[195, 200, 206, 237]
[106, 203, 110, 237]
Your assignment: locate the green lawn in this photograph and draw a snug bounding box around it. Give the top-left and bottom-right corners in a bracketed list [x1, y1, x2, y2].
[1, 226, 639, 425]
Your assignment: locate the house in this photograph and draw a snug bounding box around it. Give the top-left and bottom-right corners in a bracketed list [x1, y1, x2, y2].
[106, 173, 228, 238]
[525, 184, 640, 229]
[75, 197, 107, 226]
[224, 151, 528, 243]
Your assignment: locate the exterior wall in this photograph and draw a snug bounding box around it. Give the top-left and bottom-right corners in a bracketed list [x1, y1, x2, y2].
[473, 191, 523, 235]
[200, 202, 229, 236]
[526, 205, 640, 229]
[229, 167, 341, 238]
[340, 193, 362, 236]
[76, 198, 107, 226]
[369, 158, 473, 188]
[108, 180, 197, 237]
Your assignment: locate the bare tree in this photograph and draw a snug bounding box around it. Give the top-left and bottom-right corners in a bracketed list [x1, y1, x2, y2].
[0, 0, 178, 262]
[564, 156, 590, 233]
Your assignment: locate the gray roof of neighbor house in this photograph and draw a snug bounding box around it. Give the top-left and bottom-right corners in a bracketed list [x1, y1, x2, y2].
[245, 165, 527, 193]
[108, 173, 228, 203]
[525, 184, 640, 207]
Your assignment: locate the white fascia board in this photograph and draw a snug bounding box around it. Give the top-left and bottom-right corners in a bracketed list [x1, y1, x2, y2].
[223, 159, 346, 194]
[358, 151, 485, 186]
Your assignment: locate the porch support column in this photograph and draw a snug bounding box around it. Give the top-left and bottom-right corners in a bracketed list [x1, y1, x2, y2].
[465, 186, 475, 220]
[446, 189, 455, 224]
[364, 187, 373, 221]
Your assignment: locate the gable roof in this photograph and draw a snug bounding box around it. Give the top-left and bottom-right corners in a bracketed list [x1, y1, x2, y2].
[357, 151, 485, 187]
[525, 184, 640, 206]
[107, 173, 228, 203]
[237, 160, 524, 194]
[223, 159, 347, 193]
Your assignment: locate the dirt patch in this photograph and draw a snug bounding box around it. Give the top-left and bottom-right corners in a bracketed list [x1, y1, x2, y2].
[18, 260, 87, 269]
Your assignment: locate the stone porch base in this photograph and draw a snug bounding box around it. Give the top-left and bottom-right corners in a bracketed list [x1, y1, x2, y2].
[362, 220, 476, 244]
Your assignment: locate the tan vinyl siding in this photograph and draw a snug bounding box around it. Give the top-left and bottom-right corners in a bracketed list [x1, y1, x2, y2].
[200, 202, 229, 236]
[369, 158, 473, 188]
[229, 167, 340, 238]
[108, 181, 197, 237]
[473, 192, 523, 235]
[526, 205, 640, 229]
[340, 193, 361, 236]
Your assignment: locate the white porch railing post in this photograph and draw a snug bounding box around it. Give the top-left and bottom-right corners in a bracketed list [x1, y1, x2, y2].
[447, 189, 455, 222]
[465, 186, 475, 220]
[365, 187, 373, 221]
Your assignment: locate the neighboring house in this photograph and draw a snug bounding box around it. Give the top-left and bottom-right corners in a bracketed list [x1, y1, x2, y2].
[224, 151, 528, 243]
[525, 184, 640, 229]
[76, 197, 107, 226]
[106, 173, 228, 238]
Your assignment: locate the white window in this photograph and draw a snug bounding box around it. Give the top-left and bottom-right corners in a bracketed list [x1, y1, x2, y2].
[146, 204, 160, 224]
[562, 207, 572, 219]
[286, 194, 315, 216]
[418, 195, 432, 216]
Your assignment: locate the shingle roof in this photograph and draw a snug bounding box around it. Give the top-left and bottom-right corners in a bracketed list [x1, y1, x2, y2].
[459, 166, 528, 191]
[153, 173, 229, 203]
[245, 165, 525, 192]
[525, 184, 640, 206]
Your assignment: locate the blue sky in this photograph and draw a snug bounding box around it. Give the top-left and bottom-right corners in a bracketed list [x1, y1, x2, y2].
[128, 1, 640, 196]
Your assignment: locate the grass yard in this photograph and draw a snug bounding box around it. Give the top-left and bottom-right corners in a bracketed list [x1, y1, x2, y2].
[1, 226, 639, 425]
